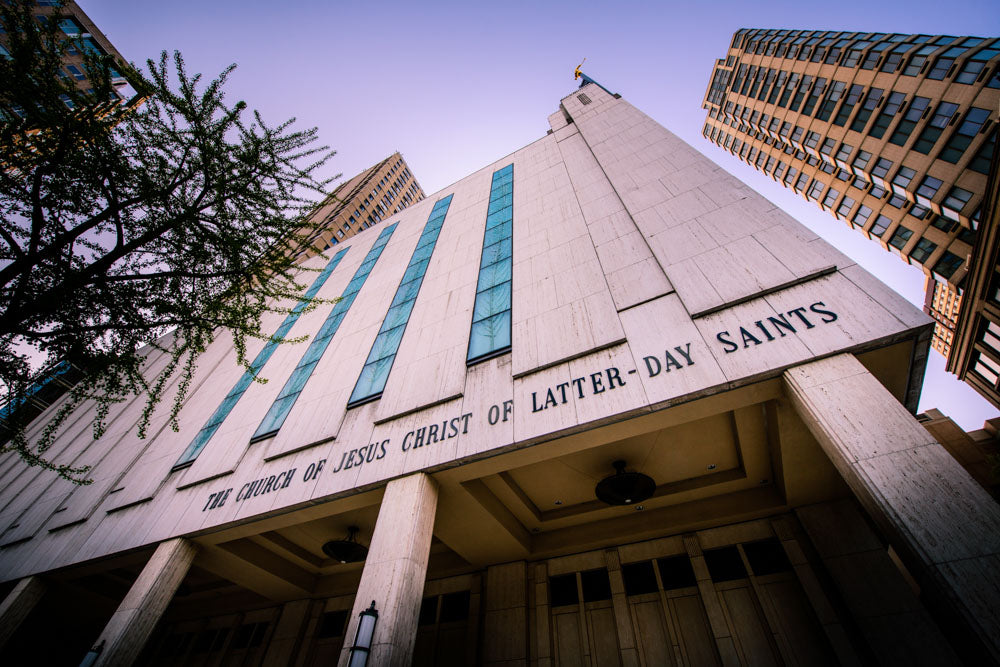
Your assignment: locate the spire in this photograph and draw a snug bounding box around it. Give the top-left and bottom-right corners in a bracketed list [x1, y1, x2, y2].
[573, 58, 615, 97]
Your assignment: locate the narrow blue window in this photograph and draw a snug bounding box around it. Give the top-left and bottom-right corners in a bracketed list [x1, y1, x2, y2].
[467, 164, 513, 364]
[174, 247, 349, 468]
[252, 223, 399, 441]
[348, 195, 453, 406]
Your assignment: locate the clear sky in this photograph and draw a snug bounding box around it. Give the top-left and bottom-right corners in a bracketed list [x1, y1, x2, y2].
[82, 0, 1000, 428]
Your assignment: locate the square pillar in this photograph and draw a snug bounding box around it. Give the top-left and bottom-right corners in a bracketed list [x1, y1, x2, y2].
[89, 537, 198, 666]
[796, 500, 959, 666]
[338, 473, 438, 667]
[0, 576, 46, 649]
[784, 353, 1000, 662]
[261, 599, 311, 666]
[483, 560, 528, 666]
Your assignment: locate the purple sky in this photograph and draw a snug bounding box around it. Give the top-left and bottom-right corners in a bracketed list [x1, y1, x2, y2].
[82, 0, 1000, 428]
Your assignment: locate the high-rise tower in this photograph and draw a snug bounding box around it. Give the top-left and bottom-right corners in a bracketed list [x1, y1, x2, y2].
[292, 152, 424, 263]
[701, 29, 999, 359]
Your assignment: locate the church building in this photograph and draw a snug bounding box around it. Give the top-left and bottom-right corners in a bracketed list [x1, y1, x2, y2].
[0, 82, 998, 667]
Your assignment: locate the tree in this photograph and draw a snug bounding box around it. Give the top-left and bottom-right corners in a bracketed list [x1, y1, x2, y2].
[0, 1, 338, 481]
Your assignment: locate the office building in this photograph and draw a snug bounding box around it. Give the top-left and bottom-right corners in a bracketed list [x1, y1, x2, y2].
[0, 2, 134, 440]
[1, 82, 999, 666]
[293, 153, 425, 263]
[947, 141, 1000, 407]
[7, 0, 134, 98]
[700, 29, 999, 358]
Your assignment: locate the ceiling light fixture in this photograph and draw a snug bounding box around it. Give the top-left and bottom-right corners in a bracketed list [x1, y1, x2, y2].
[322, 526, 369, 563]
[595, 460, 655, 506]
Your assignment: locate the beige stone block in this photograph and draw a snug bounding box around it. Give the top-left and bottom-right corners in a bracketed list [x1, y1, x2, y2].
[857, 445, 1000, 562]
[649, 220, 720, 267]
[619, 293, 727, 405]
[693, 300, 813, 383]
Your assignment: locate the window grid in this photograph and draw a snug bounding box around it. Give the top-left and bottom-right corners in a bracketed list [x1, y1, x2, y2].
[348, 195, 454, 406]
[468, 164, 514, 364]
[174, 247, 350, 467]
[251, 223, 399, 440]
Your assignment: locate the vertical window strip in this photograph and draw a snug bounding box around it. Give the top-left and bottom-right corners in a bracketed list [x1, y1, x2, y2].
[348, 195, 454, 406]
[251, 224, 399, 440]
[174, 247, 350, 467]
[467, 164, 513, 364]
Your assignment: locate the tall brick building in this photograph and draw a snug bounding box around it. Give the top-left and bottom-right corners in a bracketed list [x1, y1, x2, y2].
[700, 29, 998, 359]
[293, 153, 424, 263]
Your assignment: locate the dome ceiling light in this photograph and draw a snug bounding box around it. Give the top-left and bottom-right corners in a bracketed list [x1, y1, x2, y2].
[322, 525, 369, 563]
[595, 460, 656, 506]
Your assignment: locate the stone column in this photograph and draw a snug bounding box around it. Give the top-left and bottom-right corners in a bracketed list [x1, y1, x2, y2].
[482, 560, 528, 666]
[684, 534, 739, 667]
[604, 549, 639, 667]
[261, 599, 310, 666]
[784, 353, 1000, 662]
[795, 499, 959, 666]
[0, 575, 46, 649]
[89, 537, 198, 667]
[338, 473, 438, 667]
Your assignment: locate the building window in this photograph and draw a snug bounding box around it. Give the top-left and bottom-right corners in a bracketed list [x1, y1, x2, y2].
[913, 102, 959, 154]
[870, 214, 892, 237]
[971, 351, 1000, 387]
[783, 166, 797, 186]
[801, 77, 826, 115]
[833, 84, 865, 127]
[468, 164, 514, 364]
[793, 172, 809, 193]
[821, 187, 840, 209]
[939, 107, 991, 163]
[861, 39, 895, 70]
[851, 88, 883, 133]
[815, 80, 845, 122]
[843, 40, 872, 68]
[910, 238, 938, 264]
[778, 73, 799, 108]
[941, 186, 973, 221]
[903, 38, 954, 76]
[888, 97, 931, 146]
[851, 150, 872, 179]
[889, 225, 914, 250]
[915, 176, 943, 207]
[853, 205, 873, 228]
[790, 125, 805, 148]
[927, 39, 985, 80]
[956, 45, 1000, 84]
[789, 75, 812, 112]
[349, 196, 454, 406]
[252, 223, 399, 440]
[869, 92, 906, 139]
[834, 142, 854, 169]
[881, 41, 918, 72]
[969, 133, 996, 174]
[887, 193, 908, 209]
[807, 180, 825, 201]
[174, 247, 351, 467]
[835, 196, 855, 219]
[891, 166, 916, 197]
[870, 157, 893, 185]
